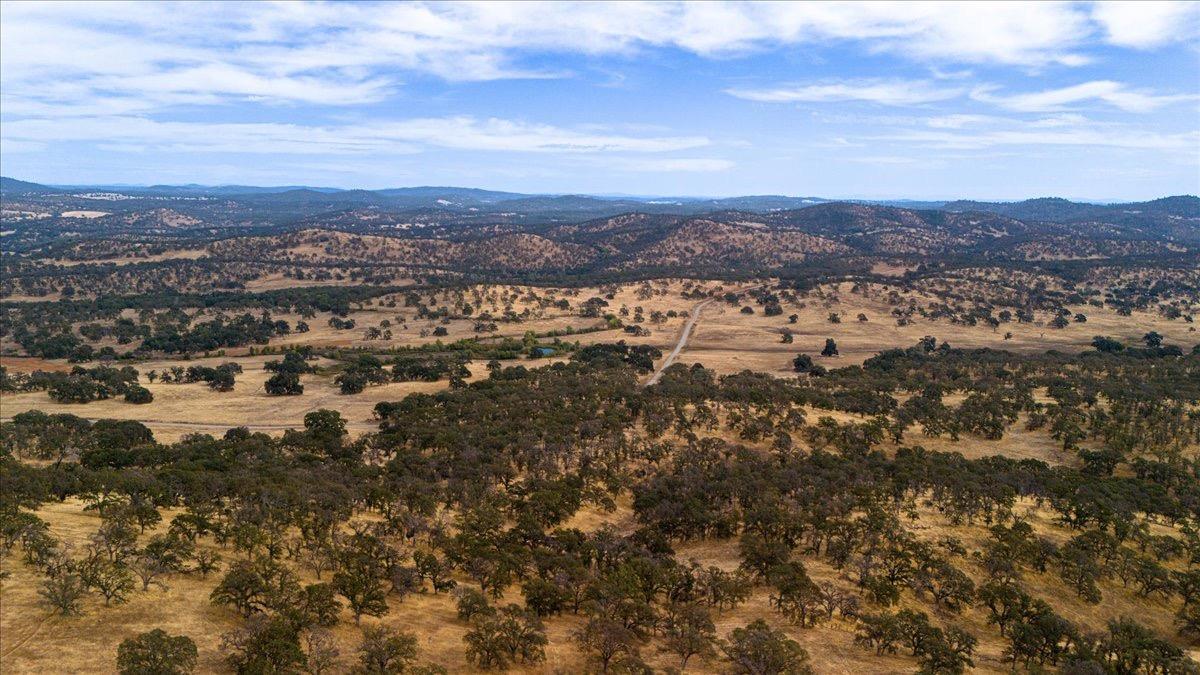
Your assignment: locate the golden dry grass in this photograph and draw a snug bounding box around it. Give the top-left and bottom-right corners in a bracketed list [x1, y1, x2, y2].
[5, 277, 1193, 452]
[5, 493, 1192, 674]
[684, 281, 1197, 374]
[59, 211, 110, 219]
[0, 355, 483, 443]
[52, 248, 209, 268]
[260, 280, 704, 353]
[2, 277, 1195, 672]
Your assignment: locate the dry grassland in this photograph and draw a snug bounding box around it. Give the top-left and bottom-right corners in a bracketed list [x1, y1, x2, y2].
[0, 355, 484, 443]
[3, 492, 1194, 674]
[52, 249, 209, 268]
[4, 279, 1194, 448]
[59, 211, 110, 219]
[685, 281, 1197, 375]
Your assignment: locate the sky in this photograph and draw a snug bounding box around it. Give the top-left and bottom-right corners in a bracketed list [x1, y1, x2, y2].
[1, 1, 1198, 200]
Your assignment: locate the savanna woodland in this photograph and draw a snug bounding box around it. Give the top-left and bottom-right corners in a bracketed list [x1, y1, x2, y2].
[2, 180, 1200, 674]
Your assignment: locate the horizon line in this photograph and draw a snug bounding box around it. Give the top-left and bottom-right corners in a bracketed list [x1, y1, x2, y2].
[4, 176, 1195, 206]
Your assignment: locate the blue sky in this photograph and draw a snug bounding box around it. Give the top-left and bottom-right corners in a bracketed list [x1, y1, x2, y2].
[1, 1, 1198, 200]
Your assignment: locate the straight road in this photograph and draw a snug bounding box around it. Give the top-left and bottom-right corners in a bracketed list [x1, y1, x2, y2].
[645, 282, 769, 386]
[645, 296, 715, 385]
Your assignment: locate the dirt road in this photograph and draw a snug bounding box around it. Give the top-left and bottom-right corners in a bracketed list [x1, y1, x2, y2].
[645, 296, 715, 385]
[645, 283, 768, 386]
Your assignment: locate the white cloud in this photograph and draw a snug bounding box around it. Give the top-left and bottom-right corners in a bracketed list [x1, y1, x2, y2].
[876, 124, 1199, 152]
[929, 67, 975, 81]
[607, 158, 735, 172]
[1, 0, 1194, 190]
[2, 1, 1193, 123]
[823, 108, 1198, 165]
[971, 80, 1199, 113]
[727, 80, 960, 106]
[731, 77, 1198, 115]
[925, 114, 1003, 129]
[0, 115, 710, 155]
[1027, 113, 1092, 128]
[828, 2, 1096, 67]
[644, 2, 1101, 66]
[378, 117, 710, 153]
[1090, 1, 1200, 48]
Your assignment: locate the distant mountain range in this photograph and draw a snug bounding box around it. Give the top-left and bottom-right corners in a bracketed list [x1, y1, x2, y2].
[1, 177, 60, 194]
[3, 175, 1197, 224]
[128, 199, 1200, 279]
[940, 196, 1200, 221]
[3, 174, 1198, 280]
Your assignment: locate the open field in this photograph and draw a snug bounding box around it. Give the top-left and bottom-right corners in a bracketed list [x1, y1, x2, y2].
[53, 248, 209, 267]
[685, 281, 1198, 374]
[59, 210, 109, 219]
[0, 354, 488, 442]
[320, 278, 1195, 378]
[258, 281, 706, 351]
